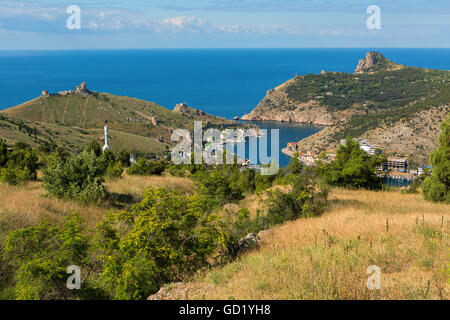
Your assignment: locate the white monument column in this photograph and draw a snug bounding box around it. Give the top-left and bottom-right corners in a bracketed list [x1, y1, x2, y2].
[103, 124, 111, 152]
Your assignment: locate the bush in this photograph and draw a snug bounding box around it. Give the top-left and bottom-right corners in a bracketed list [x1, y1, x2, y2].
[264, 171, 328, 226]
[95, 188, 224, 299]
[106, 161, 123, 179]
[42, 151, 108, 204]
[0, 141, 38, 185]
[127, 158, 166, 176]
[319, 137, 385, 190]
[3, 213, 94, 300]
[85, 140, 102, 157]
[117, 150, 131, 167]
[100, 150, 123, 179]
[0, 140, 7, 166]
[193, 163, 244, 205]
[422, 114, 449, 203]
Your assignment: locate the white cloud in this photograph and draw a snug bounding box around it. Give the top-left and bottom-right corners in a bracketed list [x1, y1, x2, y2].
[1, 1, 435, 39]
[0, 1, 62, 21]
[156, 16, 216, 33]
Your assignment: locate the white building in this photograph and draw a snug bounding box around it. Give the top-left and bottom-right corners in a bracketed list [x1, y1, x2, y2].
[340, 139, 379, 155]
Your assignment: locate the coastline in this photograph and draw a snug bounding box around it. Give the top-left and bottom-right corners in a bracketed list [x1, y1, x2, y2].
[281, 147, 316, 166]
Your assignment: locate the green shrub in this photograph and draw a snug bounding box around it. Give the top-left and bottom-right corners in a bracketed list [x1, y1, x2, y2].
[100, 150, 123, 178]
[422, 114, 449, 203]
[85, 140, 102, 157]
[117, 150, 131, 167]
[319, 137, 385, 190]
[422, 176, 448, 203]
[0, 141, 38, 185]
[106, 161, 123, 179]
[127, 158, 166, 176]
[2, 213, 93, 300]
[95, 188, 224, 299]
[193, 163, 244, 205]
[42, 151, 108, 204]
[264, 171, 328, 226]
[0, 140, 7, 166]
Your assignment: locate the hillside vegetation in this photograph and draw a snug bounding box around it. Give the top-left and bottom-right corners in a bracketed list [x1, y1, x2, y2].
[0, 140, 448, 300]
[242, 52, 450, 166]
[1, 89, 244, 157]
[0, 114, 167, 157]
[151, 188, 449, 300]
[0, 173, 194, 239]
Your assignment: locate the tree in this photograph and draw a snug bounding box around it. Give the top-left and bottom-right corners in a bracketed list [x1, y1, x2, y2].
[118, 150, 131, 167]
[85, 140, 102, 157]
[42, 151, 108, 204]
[100, 149, 123, 178]
[286, 153, 303, 175]
[127, 158, 166, 176]
[0, 142, 38, 185]
[95, 188, 223, 300]
[422, 114, 449, 203]
[320, 137, 385, 189]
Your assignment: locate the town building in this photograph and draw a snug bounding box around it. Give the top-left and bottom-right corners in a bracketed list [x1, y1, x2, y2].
[418, 166, 433, 175]
[287, 142, 298, 152]
[385, 158, 408, 172]
[340, 139, 380, 155]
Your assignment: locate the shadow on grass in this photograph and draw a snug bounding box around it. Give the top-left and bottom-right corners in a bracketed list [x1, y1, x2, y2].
[107, 192, 140, 209]
[328, 198, 368, 210]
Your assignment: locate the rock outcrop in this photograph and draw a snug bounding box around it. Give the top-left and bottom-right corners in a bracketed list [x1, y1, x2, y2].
[354, 51, 387, 74]
[240, 51, 449, 166]
[241, 87, 334, 126]
[238, 233, 260, 251]
[173, 103, 206, 117]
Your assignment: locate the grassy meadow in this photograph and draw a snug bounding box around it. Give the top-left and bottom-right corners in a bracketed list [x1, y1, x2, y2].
[0, 172, 448, 300]
[0, 172, 194, 241]
[155, 188, 449, 300]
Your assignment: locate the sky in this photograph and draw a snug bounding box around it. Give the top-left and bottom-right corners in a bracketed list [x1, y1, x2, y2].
[0, 0, 449, 49]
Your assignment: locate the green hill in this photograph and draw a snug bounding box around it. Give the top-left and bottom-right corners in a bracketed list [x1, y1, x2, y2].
[0, 84, 244, 156]
[242, 52, 450, 166]
[0, 113, 167, 157]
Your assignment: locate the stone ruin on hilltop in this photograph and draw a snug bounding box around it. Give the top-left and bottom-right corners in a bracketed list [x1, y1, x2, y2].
[41, 82, 93, 97]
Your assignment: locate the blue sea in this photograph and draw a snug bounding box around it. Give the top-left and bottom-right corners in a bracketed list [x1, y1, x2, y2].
[0, 48, 449, 167]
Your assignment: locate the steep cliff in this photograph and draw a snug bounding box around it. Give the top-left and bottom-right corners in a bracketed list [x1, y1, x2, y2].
[242, 52, 450, 165]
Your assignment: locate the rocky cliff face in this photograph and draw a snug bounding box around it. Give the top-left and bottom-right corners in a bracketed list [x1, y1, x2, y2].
[241, 51, 450, 165]
[242, 51, 398, 125]
[296, 104, 449, 166]
[354, 51, 386, 74]
[241, 88, 334, 126]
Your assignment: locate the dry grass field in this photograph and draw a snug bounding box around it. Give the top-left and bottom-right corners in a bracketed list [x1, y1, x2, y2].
[156, 189, 449, 300]
[0, 173, 194, 241]
[1, 174, 448, 300]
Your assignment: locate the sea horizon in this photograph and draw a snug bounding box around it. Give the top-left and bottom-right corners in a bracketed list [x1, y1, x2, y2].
[1, 48, 449, 168]
[1, 48, 449, 115]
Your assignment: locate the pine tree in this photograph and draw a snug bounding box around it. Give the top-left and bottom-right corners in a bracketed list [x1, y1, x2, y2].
[422, 114, 450, 203]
